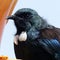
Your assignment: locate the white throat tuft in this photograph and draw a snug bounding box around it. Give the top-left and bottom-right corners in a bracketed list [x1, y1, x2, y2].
[19, 31, 27, 41]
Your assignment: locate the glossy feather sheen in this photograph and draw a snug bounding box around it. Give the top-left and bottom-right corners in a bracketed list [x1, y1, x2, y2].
[7, 8, 60, 60]
[40, 28, 60, 40]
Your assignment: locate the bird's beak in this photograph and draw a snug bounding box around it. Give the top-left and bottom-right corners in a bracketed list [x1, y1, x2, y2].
[6, 15, 17, 21]
[7, 15, 14, 20]
[7, 15, 23, 21]
[6, 15, 15, 23]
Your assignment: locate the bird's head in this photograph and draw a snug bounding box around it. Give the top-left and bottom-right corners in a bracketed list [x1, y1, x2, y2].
[7, 8, 41, 33]
[7, 8, 51, 44]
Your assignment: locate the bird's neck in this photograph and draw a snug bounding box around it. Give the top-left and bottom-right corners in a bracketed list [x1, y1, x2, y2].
[27, 26, 40, 41]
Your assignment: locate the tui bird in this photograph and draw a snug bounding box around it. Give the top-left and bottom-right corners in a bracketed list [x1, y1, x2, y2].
[7, 8, 60, 60]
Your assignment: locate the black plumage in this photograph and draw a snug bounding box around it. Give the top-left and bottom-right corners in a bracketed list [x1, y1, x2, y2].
[7, 8, 60, 60]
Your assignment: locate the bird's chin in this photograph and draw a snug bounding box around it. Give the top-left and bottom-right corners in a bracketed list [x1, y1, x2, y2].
[14, 31, 27, 45]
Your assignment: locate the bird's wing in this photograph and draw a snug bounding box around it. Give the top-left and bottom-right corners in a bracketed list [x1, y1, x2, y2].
[38, 39, 60, 60]
[40, 28, 60, 40]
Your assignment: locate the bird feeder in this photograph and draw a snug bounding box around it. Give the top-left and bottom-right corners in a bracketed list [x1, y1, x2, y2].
[0, 0, 17, 42]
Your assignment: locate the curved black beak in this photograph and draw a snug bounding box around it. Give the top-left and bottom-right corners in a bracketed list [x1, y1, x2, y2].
[7, 15, 23, 21]
[7, 15, 15, 20]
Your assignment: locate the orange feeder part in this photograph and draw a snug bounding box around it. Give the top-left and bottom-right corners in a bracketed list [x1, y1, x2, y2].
[0, 0, 17, 42]
[0, 56, 8, 60]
